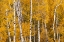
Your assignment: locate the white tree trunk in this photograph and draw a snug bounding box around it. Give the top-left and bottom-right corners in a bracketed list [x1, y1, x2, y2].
[44, 21, 48, 42]
[8, 22, 11, 42]
[7, 16, 11, 42]
[58, 34, 60, 42]
[34, 22, 35, 42]
[37, 1, 40, 42]
[53, 1, 62, 42]
[16, 0, 24, 42]
[56, 12, 58, 40]
[13, 0, 16, 42]
[34, 30, 35, 42]
[46, 29, 48, 42]
[30, 0, 32, 42]
[38, 21, 40, 42]
[6, 10, 11, 42]
[53, 9, 56, 41]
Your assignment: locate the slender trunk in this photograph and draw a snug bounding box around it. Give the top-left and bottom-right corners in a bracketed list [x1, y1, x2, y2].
[45, 24, 48, 42]
[56, 13, 58, 40]
[56, 13, 59, 41]
[58, 34, 60, 42]
[8, 22, 11, 42]
[37, 1, 40, 42]
[13, 0, 16, 42]
[25, 37, 26, 42]
[53, 1, 62, 42]
[6, 10, 11, 42]
[16, 0, 24, 42]
[34, 30, 35, 42]
[30, 0, 32, 42]
[44, 21, 48, 42]
[38, 21, 40, 42]
[53, 8, 56, 42]
[56, 1, 62, 42]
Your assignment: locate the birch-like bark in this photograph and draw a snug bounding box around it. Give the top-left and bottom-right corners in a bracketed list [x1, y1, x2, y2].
[30, 0, 32, 42]
[53, 8, 56, 41]
[37, 1, 40, 42]
[58, 34, 60, 42]
[53, 0, 62, 42]
[6, 10, 11, 42]
[16, 0, 24, 42]
[34, 22, 35, 42]
[56, 1, 62, 42]
[34, 29, 35, 42]
[8, 22, 11, 42]
[13, 0, 16, 42]
[38, 21, 40, 42]
[44, 21, 48, 42]
[56, 13, 58, 39]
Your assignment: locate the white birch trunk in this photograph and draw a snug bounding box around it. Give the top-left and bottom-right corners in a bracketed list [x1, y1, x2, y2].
[13, 0, 16, 42]
[30, 0, 32, 42]
[46, 29, 48, 42]
[57, 31, 58, 40]
[16, 0, 24, 42]
[56, 1, 62, 42]
[56, 12, 58, 40]
[34, 30, 35, 42]
[58, 34, 60, 42]
[37, 1, 40, 42]
[44, 21, 48, 42]
[53, 1, 62, 40]
[6, 10, 11, 42]
[38, 21, 40, 42]
[8, 22, 11, 42]
[53, 0, 62, 42]
[34, 22, 35, 42]
[53, 9, 56, 41]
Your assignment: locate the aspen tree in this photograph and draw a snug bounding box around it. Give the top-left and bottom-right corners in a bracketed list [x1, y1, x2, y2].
[37, 0, 40, 41]
[58, 34, 60, 42]
[30, 0, 32, 42]
[44, 21, 48, 42]
[38, 21, 40, 42]
[34, 21, 35, 42]
[53, 0, 62, 42]
[13, 0, 16, 42]
[16, 0, 24, 42]
[56, 1, 62, 42]
[6, 9, 11, 42]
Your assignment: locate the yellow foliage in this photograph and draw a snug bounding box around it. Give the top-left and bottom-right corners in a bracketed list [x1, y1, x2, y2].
[0, 0, 64, 42]
[22, 22, 30, 37]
